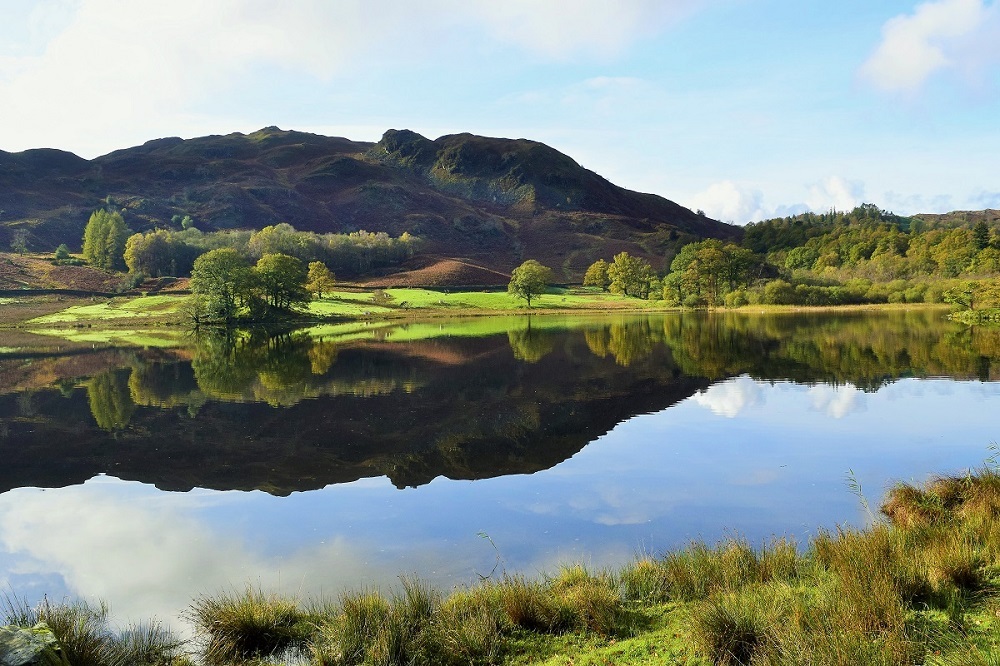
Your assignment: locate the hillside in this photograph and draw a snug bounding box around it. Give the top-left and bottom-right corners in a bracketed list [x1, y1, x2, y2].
[0, 127, 739, 281]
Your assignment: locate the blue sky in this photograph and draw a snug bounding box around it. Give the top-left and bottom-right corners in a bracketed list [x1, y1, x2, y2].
[1, 0, 998, 224]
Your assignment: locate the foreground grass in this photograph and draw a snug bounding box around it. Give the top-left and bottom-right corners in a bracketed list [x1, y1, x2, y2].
[9, 465, 1000, 665]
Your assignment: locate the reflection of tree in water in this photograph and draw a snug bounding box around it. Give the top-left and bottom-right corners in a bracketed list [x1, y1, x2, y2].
[583, 319, 657, 367]
[178, 329, 424, 406]
[584, 327, 610, 358]
[309, 338, 338, 375]
[85, 311, 1000, 432]
[576, 310, 1000, 384]
[191, 330, 317, 406]
[659, 310, 1000, 386]
[128, 361, 201, 409]
[87, 369, 136, 431]
[607, 319, 656, 367]
[507, 321, 555, 363]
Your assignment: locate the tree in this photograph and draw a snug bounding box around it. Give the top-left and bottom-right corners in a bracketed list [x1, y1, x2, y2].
[973, 221, 990, 251]
[190, 248, 253, 323]
[9, 229, 29, 255]
[254, 253, 309, 310]
[607, 252, 653, 298]
[583, 259, 610, 291]
[508, 259, 552, 307]
[306, 261, 336, 298]
[54, 244, 71, 261]
[82, 209, 129, 270]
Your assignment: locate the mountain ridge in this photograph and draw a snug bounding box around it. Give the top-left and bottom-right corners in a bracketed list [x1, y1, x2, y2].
[0, 126, 738, 280]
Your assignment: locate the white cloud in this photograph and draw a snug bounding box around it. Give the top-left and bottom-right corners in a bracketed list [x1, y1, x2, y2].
[860, 0, 1000, 93]
[686, 181, 768, 225]
[0, 0, 705, 156]
[692, 376, 765, 418]
[806, 176, 864, 213]
[468, 0, 705, 59]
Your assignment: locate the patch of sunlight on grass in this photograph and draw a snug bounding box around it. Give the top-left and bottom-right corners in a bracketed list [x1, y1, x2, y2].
[312, 288, 663, 313]
[27, 295, 188, 323]
[29, 328, 185, 347]
[306, 297, 395, 316]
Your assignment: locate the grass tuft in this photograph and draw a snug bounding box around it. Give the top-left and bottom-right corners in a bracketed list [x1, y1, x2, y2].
[2, 595, 188, 666]
[188, 587, 309, 664]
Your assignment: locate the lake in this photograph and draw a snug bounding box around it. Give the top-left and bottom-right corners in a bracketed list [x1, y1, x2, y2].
[0, 308, 998, 633]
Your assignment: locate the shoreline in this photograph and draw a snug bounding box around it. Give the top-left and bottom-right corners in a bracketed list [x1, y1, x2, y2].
[4, 464, 999, 665]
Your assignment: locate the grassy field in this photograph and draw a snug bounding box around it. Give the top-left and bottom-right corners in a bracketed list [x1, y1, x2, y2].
[24, 294, 189, 325]
[7, 464, 1000, 665]
[308, 287, 669, 317]
[2, 288, 671, 348]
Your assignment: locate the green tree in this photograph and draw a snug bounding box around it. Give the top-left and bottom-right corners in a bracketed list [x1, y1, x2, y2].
[508, 259, 552, 307]
[305, 261, 336, 298]
[973, 221, 990, 251]
[54, 244, 71, 261]
[254, 253, 309, 310]
[607, 252, 653, 298]
[583, 259, 610, 291]
[82, 209, 129, 270]
[190, 248, 253, 323]
[123, 229, 197, 277]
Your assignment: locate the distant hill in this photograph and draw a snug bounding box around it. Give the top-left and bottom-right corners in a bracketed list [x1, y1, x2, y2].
[0, 127, 739, 280]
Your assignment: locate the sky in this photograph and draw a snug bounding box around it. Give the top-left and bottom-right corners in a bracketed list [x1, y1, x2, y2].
[0, 0, 998, 224]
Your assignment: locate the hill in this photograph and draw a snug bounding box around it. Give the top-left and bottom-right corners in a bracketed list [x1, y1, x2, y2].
[0, 127, 739, 281]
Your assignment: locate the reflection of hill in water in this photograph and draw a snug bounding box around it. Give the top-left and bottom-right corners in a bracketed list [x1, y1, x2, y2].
[1, 310, 997, 495]
[0, 331, 703, 493]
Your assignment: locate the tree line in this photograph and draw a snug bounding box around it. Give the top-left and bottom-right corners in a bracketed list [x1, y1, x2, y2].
[568, 204, 1000, 310]
[80, 210, 419, 279]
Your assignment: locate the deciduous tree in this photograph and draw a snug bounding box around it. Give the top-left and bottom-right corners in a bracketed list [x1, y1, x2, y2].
[190, 248, 253, 323]
[306, 261, 336, 298]
[583, 259, 610, 291]
[82, 209, 130, 270]
[608, 252, 653, 298]
[254, 253, 309, 310]
[508, 259, 552, 307]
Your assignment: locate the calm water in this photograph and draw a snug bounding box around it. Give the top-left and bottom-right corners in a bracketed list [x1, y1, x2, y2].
[0, 309, 998, 631]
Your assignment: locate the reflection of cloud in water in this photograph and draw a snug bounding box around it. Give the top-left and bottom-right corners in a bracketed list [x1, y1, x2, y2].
[808, 383, 866, 419]
[0, 480, 440, 633]
[519, 481, 675, 527]
[692, 376, 764, 418]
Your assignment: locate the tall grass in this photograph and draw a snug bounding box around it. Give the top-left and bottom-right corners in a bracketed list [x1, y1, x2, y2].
[1, 595, 188, 666]
[188, 586, 310, 665]
[10, 465, 1000, 665]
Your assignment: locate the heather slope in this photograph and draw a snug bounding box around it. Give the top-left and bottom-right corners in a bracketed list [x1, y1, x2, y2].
[0, 127, 738, 280]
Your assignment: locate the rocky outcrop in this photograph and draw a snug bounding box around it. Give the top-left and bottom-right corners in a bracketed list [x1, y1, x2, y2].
[0, 623, 71, 666]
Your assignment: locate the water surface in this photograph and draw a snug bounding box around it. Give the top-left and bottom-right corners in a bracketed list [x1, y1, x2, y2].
[0, 309, 997, 630]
